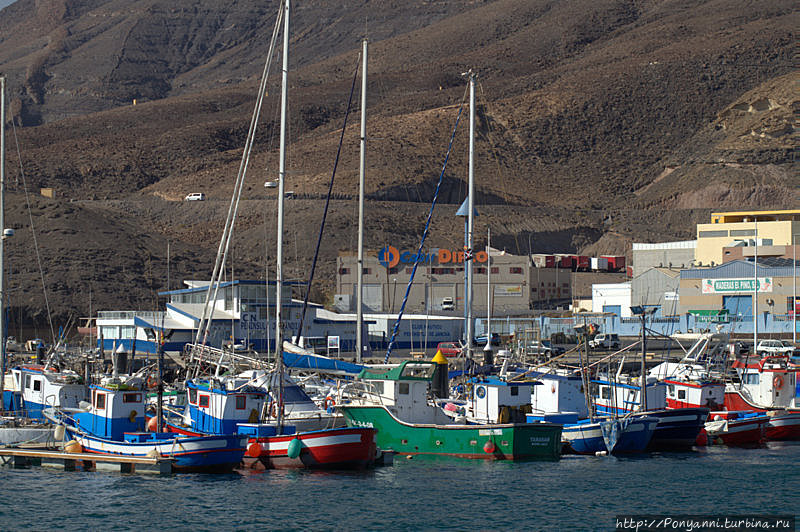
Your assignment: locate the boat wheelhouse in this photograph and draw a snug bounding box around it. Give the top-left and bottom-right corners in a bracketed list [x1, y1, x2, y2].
[10, 365, 84, 420]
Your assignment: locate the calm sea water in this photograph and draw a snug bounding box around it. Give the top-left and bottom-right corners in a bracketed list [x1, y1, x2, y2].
[1, 444, 797, 531]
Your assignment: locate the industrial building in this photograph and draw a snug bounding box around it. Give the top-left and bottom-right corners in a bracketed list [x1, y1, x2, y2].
[336, 247, 628, 316]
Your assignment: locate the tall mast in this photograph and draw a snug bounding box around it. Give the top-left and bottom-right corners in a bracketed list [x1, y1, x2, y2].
[465, 72, 475, 362]
[275, 0, 290, 431]
[483, 227, 492, 364]
[356, 38, 367, 363]
[0, 76, 6, 413]
[753, 217, 758, 351]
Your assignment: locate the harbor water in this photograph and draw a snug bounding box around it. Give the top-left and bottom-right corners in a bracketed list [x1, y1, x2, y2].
[1, 444, 797, 531]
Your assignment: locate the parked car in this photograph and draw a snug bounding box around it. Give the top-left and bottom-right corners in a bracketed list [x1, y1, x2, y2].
[473, 333, 501, 346]
[436, 342, 461, 357]
[589, 333, 620, 349]
[756, 339, 794, 356]
[184, 192, 206, 201]
[525, 340, 564, 358]
[729, 341, 750, 356]
[780, 340, 799, 357]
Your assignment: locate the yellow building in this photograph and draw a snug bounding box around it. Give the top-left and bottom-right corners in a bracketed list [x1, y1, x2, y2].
[695, 209, 800, 266]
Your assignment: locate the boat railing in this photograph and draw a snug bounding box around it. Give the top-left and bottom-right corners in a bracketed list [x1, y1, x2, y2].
[183, 343, 271, 377]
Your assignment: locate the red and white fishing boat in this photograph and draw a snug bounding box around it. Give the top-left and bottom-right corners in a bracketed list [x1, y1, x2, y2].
[239, 425, 377, 470]
[702, 410, 769, 446]
[724, 354, 800, 441]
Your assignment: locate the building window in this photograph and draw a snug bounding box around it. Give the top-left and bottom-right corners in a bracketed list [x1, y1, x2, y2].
[235, 395, 246, 410]
[730, 229, 755, 237]
[491, 267, 499, 274]
[388, 267, 400, 274]
[475, 267, 486, 274]
[199, 395, 210, 408]
[699, 230, 728, 238]
[363, 268, 371, 274]
[95, 393, 106, 409]
[531, 287, 537, 292]
[338, 268, 350, 275]
[510, 267, 523, 274]
[406, 267, 414, 274]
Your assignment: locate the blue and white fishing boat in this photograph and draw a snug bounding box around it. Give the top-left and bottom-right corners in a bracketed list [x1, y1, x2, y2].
[46, 382, 246, 472]
[592, 374, 709, 450]
[10, 365, 84, 420]
[525, 369, 657, 454]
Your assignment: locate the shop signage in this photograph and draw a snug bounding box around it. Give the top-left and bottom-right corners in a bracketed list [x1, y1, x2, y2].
[702, 278, 772, 294]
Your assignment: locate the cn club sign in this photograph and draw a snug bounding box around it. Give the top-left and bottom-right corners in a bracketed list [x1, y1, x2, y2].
[378, 245, 488, 268]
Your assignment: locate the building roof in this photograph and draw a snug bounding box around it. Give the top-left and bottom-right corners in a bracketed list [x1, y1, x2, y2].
[680, 259, 799, 279]
[632, 240, 697, 250]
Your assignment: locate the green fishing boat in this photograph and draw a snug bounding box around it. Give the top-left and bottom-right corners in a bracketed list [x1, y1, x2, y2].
[339, 361, 562, 460]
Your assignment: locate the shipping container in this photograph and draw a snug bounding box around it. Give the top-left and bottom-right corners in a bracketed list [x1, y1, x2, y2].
[590, 257, 609, 271]
[575, 255, 590, 271]
[601, 255, 626, 272]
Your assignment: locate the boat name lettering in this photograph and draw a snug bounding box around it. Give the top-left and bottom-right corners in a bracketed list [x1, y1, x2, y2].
[351, 420, 374, 429]
[529, 437, 551, 446]
[478, 429, 502, 436]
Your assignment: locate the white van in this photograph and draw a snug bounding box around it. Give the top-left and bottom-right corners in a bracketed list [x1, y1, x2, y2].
[441, 297, 455, 311]
[185, 192, 206, 201]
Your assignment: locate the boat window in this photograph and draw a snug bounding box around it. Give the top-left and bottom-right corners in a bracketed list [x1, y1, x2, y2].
[601, 387, 610, 399]
[235, 395, 246, 410]
[677, 389, 686, 400]
[96, 393, 106, 409]
[510, 386, 519, 396]
[189, 388, 197, 404]
[123, 393, 141, 403]
[33, 379, 41, 392]
[25, 375, 31, 389]
[399, 383, 410, 395]
[199, 395, 210, 408]
[667, 385, 675, 396]
[743, 373, 759, 385]
[400, 363, 435, 379]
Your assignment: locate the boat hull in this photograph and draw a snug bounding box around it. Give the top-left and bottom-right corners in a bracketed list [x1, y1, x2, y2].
[340, 405, 562, 460]
[65, 427, 247, 473]
[705, 415, 768, 446]
[246, 427, 377, 470]
[160, 419, 376, 470]
[633, 408, 709, 450]
[723, 391, 800, 441]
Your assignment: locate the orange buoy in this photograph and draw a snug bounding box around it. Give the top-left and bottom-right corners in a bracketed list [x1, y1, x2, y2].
[146, 417, 160, 432]
[64, 440, 83, 453]
[246, 442, 263, 458]
[483, 441, 496, 454]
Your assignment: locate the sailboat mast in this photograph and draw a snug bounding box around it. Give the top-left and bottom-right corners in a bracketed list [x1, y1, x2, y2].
[0, 76, 5, 413]
[356, 38, 367, 363]
[753, 217, 758, 351]
[465, 72, 475, 361]
[275, 0, 290, 430]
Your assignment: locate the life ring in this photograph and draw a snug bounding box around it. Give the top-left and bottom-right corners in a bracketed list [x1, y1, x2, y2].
[146, 376, 158, 389]
[773, 374, 784, 389]
[324, 396, 336, 410]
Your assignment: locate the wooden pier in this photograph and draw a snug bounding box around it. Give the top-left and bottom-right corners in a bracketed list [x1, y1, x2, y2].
[0, 445, 176, 474]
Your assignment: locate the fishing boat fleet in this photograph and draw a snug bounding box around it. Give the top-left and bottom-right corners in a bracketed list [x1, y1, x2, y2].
[0, 2, 798, 477]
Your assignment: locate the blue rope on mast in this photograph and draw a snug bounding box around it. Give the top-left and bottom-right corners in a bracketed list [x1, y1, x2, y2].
[383, 103, 466, 363]
[294, 56, 361, 345]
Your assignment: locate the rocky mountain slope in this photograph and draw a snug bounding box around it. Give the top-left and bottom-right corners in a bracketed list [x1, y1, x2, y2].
[0, 0, 796, 334]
